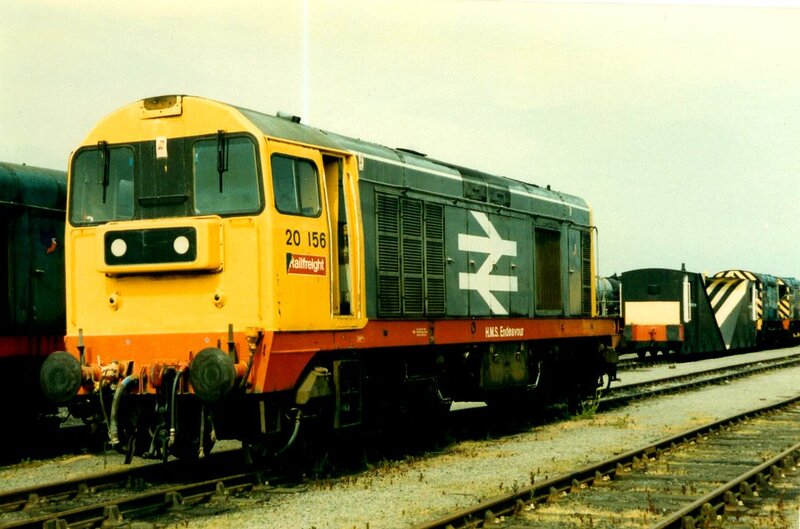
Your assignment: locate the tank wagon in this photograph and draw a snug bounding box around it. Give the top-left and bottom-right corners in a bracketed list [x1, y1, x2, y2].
[620, 267, 799, 357]
[596, 275, 620, 317]
[0, 162, 66, 427]
[39, 95, 617, 461]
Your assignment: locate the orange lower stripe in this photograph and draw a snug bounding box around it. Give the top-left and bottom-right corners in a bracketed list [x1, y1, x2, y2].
[66, 317, 619, 394]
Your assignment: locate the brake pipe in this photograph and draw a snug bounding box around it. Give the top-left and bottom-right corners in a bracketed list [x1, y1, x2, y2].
[108, 375, 138, 446]
[274, 409, 302, 457]
[169, 368, 185, 448]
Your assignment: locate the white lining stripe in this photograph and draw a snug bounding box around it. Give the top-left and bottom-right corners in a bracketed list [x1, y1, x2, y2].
[353, 151, 590, 213]
[509, 187, 586, 211]
[356, 151, 461, 181]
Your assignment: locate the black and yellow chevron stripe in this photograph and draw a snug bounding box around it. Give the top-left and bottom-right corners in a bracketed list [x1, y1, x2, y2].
[714, 269, 759, 282]
[706, 276, 753, 349]
[777, 277, 793, 319]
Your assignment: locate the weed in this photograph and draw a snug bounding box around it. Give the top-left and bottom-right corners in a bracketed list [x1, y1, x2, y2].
[573, 397, 599, 420]
[610, 414, 633, 428]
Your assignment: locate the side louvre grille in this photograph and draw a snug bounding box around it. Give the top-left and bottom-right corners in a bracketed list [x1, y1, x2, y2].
[376, 192, 446, 317]
[401, 198, 424, 315]
[424, 203, 446, 314]
[581, 231, 592, 316]
[376, 194, 401, 315]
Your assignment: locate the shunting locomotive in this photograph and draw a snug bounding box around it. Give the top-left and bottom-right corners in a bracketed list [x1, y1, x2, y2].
[619, 267, 800, 357]
[39, 95, 617, 461]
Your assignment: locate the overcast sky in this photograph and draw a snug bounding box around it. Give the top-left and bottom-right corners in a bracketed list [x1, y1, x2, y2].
[2, 0, 799, 278]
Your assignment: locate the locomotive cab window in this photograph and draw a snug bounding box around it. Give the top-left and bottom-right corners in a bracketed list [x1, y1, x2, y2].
[70, 146, 134, 225]
[193, 135, 261, 215]
[271, 154, 321, 217]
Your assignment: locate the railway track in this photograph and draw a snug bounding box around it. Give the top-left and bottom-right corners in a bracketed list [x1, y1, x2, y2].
[0, 449, 280, 529]
[1, 352, 798, 529]
[615, 348, 800, 372]
[411, 395, 800, 529]
[599, 351, 800, 411]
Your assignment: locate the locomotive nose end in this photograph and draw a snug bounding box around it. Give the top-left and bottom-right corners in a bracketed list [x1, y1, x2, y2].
[189, 347, 236, 402]
[40, 351, 82, 403]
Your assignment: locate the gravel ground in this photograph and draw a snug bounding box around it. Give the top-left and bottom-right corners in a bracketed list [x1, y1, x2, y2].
[2, 346, 799, 529]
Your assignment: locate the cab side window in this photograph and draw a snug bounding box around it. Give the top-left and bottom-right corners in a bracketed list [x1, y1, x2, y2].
[271, 154, 321, 217]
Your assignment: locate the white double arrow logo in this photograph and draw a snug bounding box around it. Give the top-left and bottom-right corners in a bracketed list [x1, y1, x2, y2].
[457, 211, 518, 314]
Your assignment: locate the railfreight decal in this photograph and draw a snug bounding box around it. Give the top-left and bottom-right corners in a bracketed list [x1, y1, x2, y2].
[457, 211, 518, 315]
[286, 253, 327, 276]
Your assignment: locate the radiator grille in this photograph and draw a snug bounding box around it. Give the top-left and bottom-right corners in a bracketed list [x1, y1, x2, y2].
[581, 231, 592, 316]
[376, 192, 446, 316]
[424, 203, 445, 314]
[377, 194, 401, 314]
[402, 198, 424, 314]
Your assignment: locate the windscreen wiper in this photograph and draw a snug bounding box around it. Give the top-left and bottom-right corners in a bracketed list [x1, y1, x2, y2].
[217, 130, 228, 192]
[98, 140, 110, 203]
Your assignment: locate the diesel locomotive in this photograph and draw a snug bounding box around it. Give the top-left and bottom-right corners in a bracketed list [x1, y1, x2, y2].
[619, 267, 800, 357]
[39, 95, 617, 461]
[0, 162, 66, 430]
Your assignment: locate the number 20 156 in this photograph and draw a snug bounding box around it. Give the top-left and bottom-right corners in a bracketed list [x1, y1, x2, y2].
[285, 229, 327, 248]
